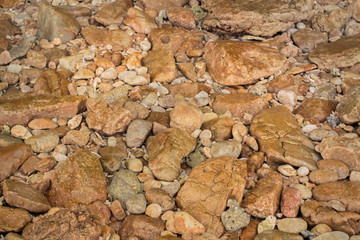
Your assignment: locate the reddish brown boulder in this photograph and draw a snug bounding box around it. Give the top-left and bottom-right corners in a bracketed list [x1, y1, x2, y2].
[119, 215, 165, 240]
[0, 206, 31, 232]
[281, 187, 302, 218]
[294, 99, 338, 124]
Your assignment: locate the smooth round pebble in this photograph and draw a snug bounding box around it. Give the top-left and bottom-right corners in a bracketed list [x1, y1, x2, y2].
[297, 166, 310, 176]
[311, 223, 332, 236]
[126, 158, 143, 172]
[145, 203, 162, 218]
[278, 164, 297, 177]
[277, 218, 307, 234]
[312, 231, 349, 240]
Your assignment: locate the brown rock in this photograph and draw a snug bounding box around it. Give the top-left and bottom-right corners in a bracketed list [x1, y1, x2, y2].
[177, 62, 197, 81]
[240, 219, 260, 240]
[0, 133, 23, 148]
[294, 99, 338, 124]
[87, 200, 111, 226]
[309, 169, 339, 185]
[146, 111, 171, 127]
[247, 152, 265, 173]
[317, 159, 349, 180]
[110, 200, 126, 221]
[34, 157, 57, 173]
[62, 130, 89, 147]
[142, 49, 177, 83]
[281, 187, 302, 218]
[267, 73, 309, 96]
[0, 144, 33, 181]
[292, 30, 328, 52]
[170, 100, 203, 133]
[125, 119, 152, 148]
[145, 188, 175, 211]
[311, 8, 350, 33]
[204, 41, 287, 85]
[250, 106, 319, 170]
[318, 136, 360, 171]
[20, 156, 40, 176]
[124, 101, 150, 119]
[95, 0, 133, 26]
[335, 86, 360, 124]
[176, 156, 247, 237]
[119, 215, 165, 240]
[242, 171, 282, 218]
[0, 15, 21, 38]
[138, 0, 188, 10]
[167, 7, 197, 30]
[25, 50, 47, 69]
[47, 150, 107, 207]
[25, 132, 59, 153]
[124, 8, 157, 34]
[28, 118, 58, 130]
[0, 0, 24, 8]
[0, 72, 19, 85]
[0, 206, 31, 232]
[254, 229, 303, 240]
[309, 35, 360, 70]
[147, 128, 196, 181]
[32, 70, 70, 96]
[202, 117, 234, 141]
[166, 83, 211, 98]
[351, 0, 360, 22]
[2, 179, 51, 213]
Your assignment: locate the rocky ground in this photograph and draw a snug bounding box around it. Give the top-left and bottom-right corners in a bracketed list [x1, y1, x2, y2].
[0, 0, 360, 239]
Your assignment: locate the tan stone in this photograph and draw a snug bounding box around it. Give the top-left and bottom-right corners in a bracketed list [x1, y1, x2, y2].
[317, 159, 349, 180]
[170, 101, 203, 133]
[292, 29, 328, 52]
[254, 229, 303, 240]
[95, 0, 133, 26]
[336, 87, 360, 124]
[28, 118, 58, 130]
[124, 8, 157, 34]
[0, 0, 24, 8]
[166, 211, 205, 235]
[119, 215, 165, 240]
[166, 83, 211, 98]
[138, 0, 187, 10]
[0, 206, 31, 232]
[201, 117, 234, 141]
[145, 188, 175, 211]
[267, 73, 309, 96]
[167, 7, 197, 30]
[294, 99, 338, 124]
[309, 169, 339, 185]
[142, 49, 177, 83]
[32, 70, 70, 96]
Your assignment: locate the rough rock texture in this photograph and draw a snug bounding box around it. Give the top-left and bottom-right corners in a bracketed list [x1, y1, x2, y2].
[204, 41, 287, 85]
[250, 106, 319, 170]
[281, 187, 302, 218]
[335, 87, 360, 124]
[309, 35, 360, 70]
[0, 94, 86, 127]
[124, 7, 157, 34]
[0, 206, 31, 232]
[201, 117, 234, 141]
[138, 0, 188, 10]
[142, 49, 177, 83]
[32, 70, 70, 96]
[242, 171, 282, 218]
[267, 73, 309, 96]
[119, 215, 165, 240]
[292, 29, 328, 52]
[176, 156, 247, 237]
[318, 136, 360, 171]
[254, 229, 303, 240]
[166, 211, 206, 235]
[294, 99, 338, 124]
[0, 144, 33, 181]
[0, 0, 24, 8]
[170, 100, 203, 133]
[94, 0, 133, 26]
[47, 150, 107, 207]
[201, 0, 313, 36]
[125, 119, 152, 148]
[167, 7, 198, 30]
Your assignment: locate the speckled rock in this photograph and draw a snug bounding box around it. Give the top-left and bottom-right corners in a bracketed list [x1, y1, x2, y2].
[94, 0, 133, 26]
[312, 231, 349, 240]
[254, 229, 303, 240]
[292, 29, 328, 52]
[166, 211, 206, 235]
[0, 206, 31, 232]
[142, 49, 177, 83]
[294, 99, 338, 124]
[119, 215, 165, 240]
[335, 87, 360, 124]
[25, 132, 59, 153]
[281, 187, 302, 218]
[277, 218, 308, 234]
[317, 159, 349, 180]
[221, 199, 250, 232]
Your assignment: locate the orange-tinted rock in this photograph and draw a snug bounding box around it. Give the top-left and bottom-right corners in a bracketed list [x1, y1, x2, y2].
[28, 118, 58, 130]
[167, 7, 197, 30]
[176, 156, 247, 237]
[170, 100, 203, 133]
[309, 169, 338, 185]
[119, 215, 165, 240]
[294, 99, 338, 124]
[166, 82, 211, 98]
[267, 74, 309, 96]
[292, 29, 328, 52]
[95, 0, 133, 26]
[145, 188, 175, 211]
[142, 49, 177, 83]
[0, 206, 31, 232]
[124, 7, 157, 34]
[204, 41, 287, 85]
[239, 219, 260, 240]
[0, 0, 24, 8]
[138, 0, 188, 10]
[336, 86, 360, 124]
[317, 159, 349, 180]
[166, 211, 206, 235]
[202, 117, 235, 141]
[32, 70, 70, 96]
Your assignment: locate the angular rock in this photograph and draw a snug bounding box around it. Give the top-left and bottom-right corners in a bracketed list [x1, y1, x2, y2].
[124, 7, 157, 34]
[0, 133, 23, 147]
[351, 0, 360, 22]
[167, 7, 197, 30]
[202, 117, 234, 141]
[0, 94, 86, 127]
[166, 211, 206, 235]
[25, 132, 59, 153]
[166, 83, 211, 98]
[47, 150, 107, 207]
[254, 229, 303, 240]
[336, 87, 360, 124]
[95, 0, 133, 26]
[170, 100, 203, 133]
[292, 29, 328, 52]
[204, 41, 287, 85]
[9, 36, 36, 60]
[221, 199, 250, 232]
[126, 119, 152, 148]
[294, 99, 338, 124]
[142, 49, 177, 83]
[309, 35, 360, 70]
[281, 187, 302, 218]
[62, 130, 89, 147]
[119, 215, 165, 240]
[0, 144, 32, 181]
[0, 206, 31, 232]
[267, 73, 309, 96]
[145, 188, 175, 211]
[176, 156, 247, 237]
[0, 0, 24, 8]
[146, 128, 196, 181]
[250, 106, 319, 170]
[138, 0, 188, 10]
[32, 70, 70, 96]
[311, 8, 350, 33]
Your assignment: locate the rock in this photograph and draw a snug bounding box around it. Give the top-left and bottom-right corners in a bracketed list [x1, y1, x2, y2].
[204, 41, 287, 85]
[0, 94, 86, 127]
[0, 144, 33, 181]
[0, 0, 24, 8]
[336, 87, 360, 124]
[166, 211, 206, 235]
[278, 164, 297, 177]
[309, 169, 339, 184]
[210, 140, 242, 158]
[167, 7, 197, 30]
[292, 184, 312, 199]
[126, 193, 147, 214]
[58, 53, 84, 72]
[311, 8, 350, 33]
[124, 8, 157, 34]
[277, 90, 297, 106]
[267, 73, 309, 96]
[73, 69, 95, 80]
[145, 188, 175, 211]
[110, 200, 126, 220]
[176, 156, 247, 237]
[292, 30, 328, 52]
[146, 128, 196, 181]
[28, 118, 58, 130]
[25, 51, 47, 69]
[38, 2, 81, 43]
[126, 120, 152, 148]
[351, 0, 360, 21]
[317, 159, 349, 180]
[311, 224, 332, 236]
[95, 0, 133, 26]
[25, 132, 59, 153]
[221, 199, 250, 232]
[257, 216, 277, 233]
[0, 206, 31, 233]
[166, 83, 211, 98]
[312, 231, 349, 240]
[201, 0, 312, 36]
[309, 35, 360, 70]
[124, 101, 150, 119]
[9, 36, 36, 60]
[142, 49, 177, 83]
[309, 129, 338, 142]
[22, 207, 101, 240]
[86, 99, 134, 136]
[0, 50, 12, 65]
[62, 130, 89, 147]
[170, 101, 203, 133]
[0, 72, 19, 85]
[250, 106, 319, 170]
[242, 171, 282, 218]
[119, 215, 165, 240]
[318, 136, 360, 171]
[281, 187, 302, 218]
[277, 218, 308, 234]
[212, 93, 269, 118]
[240, 220, 260, 240]
[254, 229, 303, 240]
[294, 99, 338, 125]
[47, 150, 107, 207]
[138, 0, 188, 10]
[0, 133, 23, 147]
[201, 117, 234, 142]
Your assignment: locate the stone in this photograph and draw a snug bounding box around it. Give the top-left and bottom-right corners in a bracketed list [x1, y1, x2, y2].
[239, 220, 260, 240]
[201, 0, 312, 36]
[166, 83, 211, 98]
[142, 49, 177, 83]
[312, 231, 349, 240]
[25, 51, 47, 69]
[311, 8, 350, 33]
[166, 211, 206, 235]
[125, 193, 147, 214]
[311, 224, 332, 236]
[124, 101, 150, 119]
[119, 215, 165, 240]
[0, 206, 31, 233]
[309, 169, 338, 184]
[292, 30, 328, 52]
[124, 8, 158, 34]
[176, 156, 247, 237]
[126, 120, 152, 148]
[0, 144, 33, 181]
[257, 216, 276, 233]
[212, 93, 269, 118]
[318, 136, 360, 171]
[28, 118, 58, 130]
[277, 90, 297, 106]
[86, 99, 134, 136]
[138, 0, 188, 10]
[38, 2, 81, 43]
[0, 94, 86, 127]
[58, 53, 84, 72]
[201, 117, 234, 141]
[242, 171, 282, 218]
[317, 159, 349, 180]
[47, 150, 107, 207]
[0, 72, 19, 85]
[210, 140, 242, 158]
[250, 106, 319, 170]
[267, 73, 309, 96]
[204, 41, 287, 85]
[281, 187, 302, 218]
[146, 128, 196, 181]
[309, 129, 338, 142]
[254, 229, 303, 240]
[145, 188, 175, 211]
[351, 0, 360, 21]
[309, 35, 360, 70]
[73, 69, 95, 80]
[9, 36, 36, 60]
[277, 218, 308, 234]
[25, 132, 59, 153]
[0, 0, 24, 8]
[221, 199, 250, 232]
[336, 87, 360, 124]
[110, 200, 126, 221]
[292, 184, 312, 199]
[0, 50, 12, 65]
[167, 7, 197, 30]
[95, 0, 133, 26]
[294, 99, 338, 125]
[278, 164, 297, 177]
[62, 130, 89, 147]
[145, 203, 162, 218]
[170, 101, 203, 133]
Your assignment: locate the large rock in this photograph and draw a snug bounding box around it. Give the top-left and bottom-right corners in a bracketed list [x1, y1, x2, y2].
[2, 179, 51, 213]
[242, 171, 282, 218]
[0, 144, 32, 181]
[37, 2, 81, 43]
[0, 94, 86, 127]
[335, 87, 360, 124]
[176, 156, 247, 237]
[0, 206, 31, 232]
[146, 128, 196, 181]
[200, 0, 313, 36]
[142, 49, 177, 83]
[47, 150, 107, 207]
[124, 7, 158, 34]
[94, 0, 133, 26]
[32, 69, 70, 96]
[250, 106, 319, 170]
[318, 136, 360, 171]
[212, 93, 269, 118]
[309, 35, 360, 70]
[294, 98, 338, 124]
[119, 215, 165, 240]
[204, 41, 287, 85]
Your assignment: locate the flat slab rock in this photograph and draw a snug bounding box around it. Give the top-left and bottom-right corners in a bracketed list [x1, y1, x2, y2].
[250, 106, 320, 170]
[119, 215, 165, 240]
[201, 0, 313, 36]
[335, 86, 360, 124]
[0, 206, 31, 232]
[204, 40, 287, 85]
[176, 156, 247, 237]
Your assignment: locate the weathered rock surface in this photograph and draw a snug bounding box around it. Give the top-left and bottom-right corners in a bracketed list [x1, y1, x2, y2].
[138, 0, 188, 10]
[250, 106, 319, 170]
[176, 156, 247, 237]
[170, 100, 203, 133]
[335, 87, 360, 124]
[254, 229, 303, 240]
[0, 144, 32, 181]
[94, 0, 133, 26]
[0, 206, 31, 233]
[119, 215, 165, 240]
[124, 7, 158, 34]
[126, 119, 152, 148]
[142, 49, 177, 83]
[25, 132, 59, 153]
[292, 29, 328, 52]
[47, 150, 107, 207]
[204, 41, 287, 85]
[295, 99, 338, 124]
[32, 70, 70, 96]
[166, 211, 206, 235]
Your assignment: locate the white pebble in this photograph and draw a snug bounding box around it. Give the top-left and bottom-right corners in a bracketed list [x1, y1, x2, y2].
[297, 166, 310, 177]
